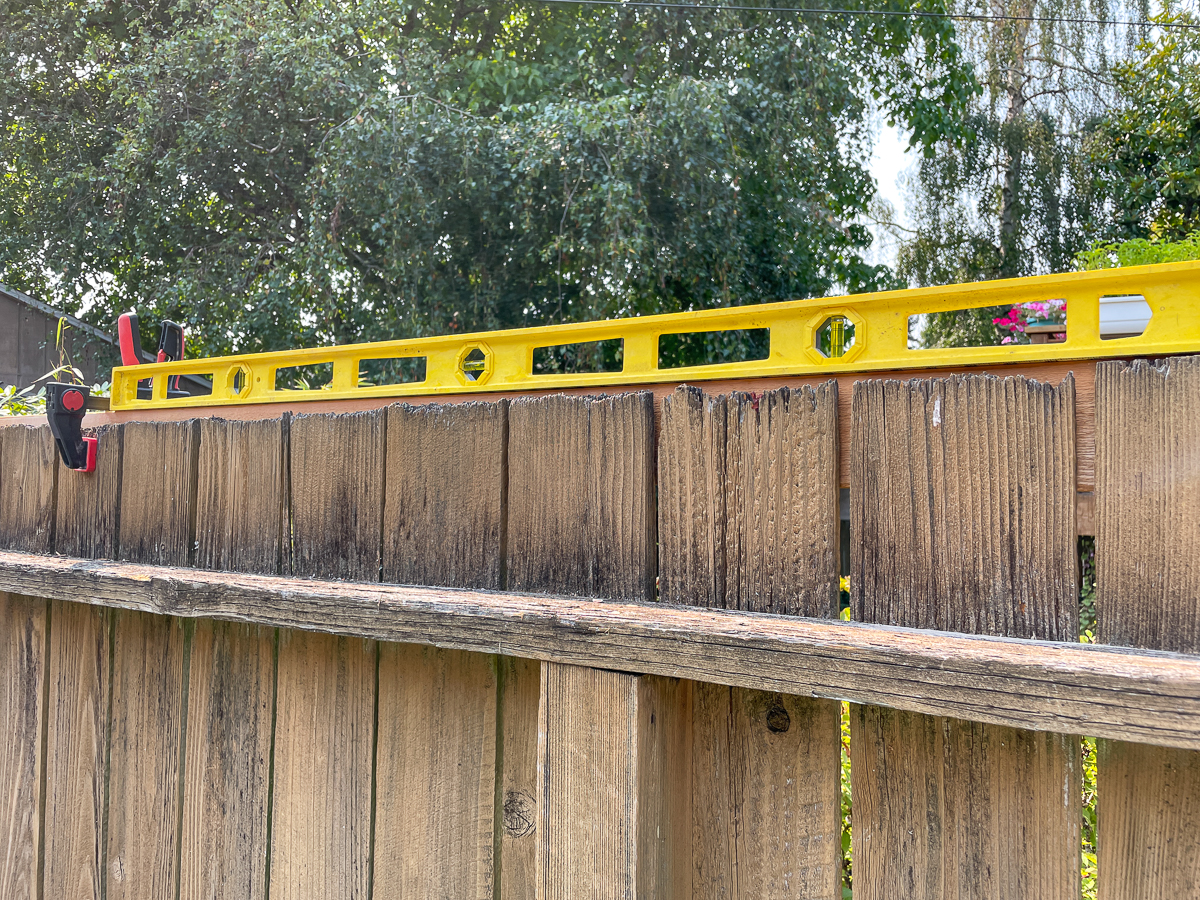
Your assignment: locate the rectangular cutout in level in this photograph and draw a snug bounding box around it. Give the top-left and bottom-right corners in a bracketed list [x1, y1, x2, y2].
[908, 300, 1066, 349]
[133, 372, 213, 400]
[274, 362, 333, 391]
[1099, 295, 1151, 339]
[166, 373, 214, 397]
[532, 339, 623, 375]
[359, 356, 426, 386]
[658, 328, 770, 369]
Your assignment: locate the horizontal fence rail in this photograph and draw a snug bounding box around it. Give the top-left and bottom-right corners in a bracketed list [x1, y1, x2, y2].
[2, 551, 1200, 750]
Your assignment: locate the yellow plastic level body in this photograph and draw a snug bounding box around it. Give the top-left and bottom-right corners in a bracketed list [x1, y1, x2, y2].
[109, 260, 1200, 410]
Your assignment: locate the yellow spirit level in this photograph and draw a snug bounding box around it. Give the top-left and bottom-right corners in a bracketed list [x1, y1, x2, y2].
[109, 261, 1200, 411]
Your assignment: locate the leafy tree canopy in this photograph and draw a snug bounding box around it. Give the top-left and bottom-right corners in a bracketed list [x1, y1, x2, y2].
[1077, 229, 1200, 268]
[892, 0, 1152, 348]
[1092, 15, 1200, 241]
[892, 0, 1147, 291]
[1, 0, 978, 357]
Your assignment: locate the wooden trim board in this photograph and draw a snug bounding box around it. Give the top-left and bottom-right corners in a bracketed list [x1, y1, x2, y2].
[2, 550, 1198, 750]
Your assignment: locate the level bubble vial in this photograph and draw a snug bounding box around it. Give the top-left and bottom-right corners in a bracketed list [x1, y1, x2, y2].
[815, 315, 856, 359]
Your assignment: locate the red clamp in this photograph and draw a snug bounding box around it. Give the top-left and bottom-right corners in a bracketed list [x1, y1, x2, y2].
[117, 312, 187, 397]
[46, 384, 97, 473]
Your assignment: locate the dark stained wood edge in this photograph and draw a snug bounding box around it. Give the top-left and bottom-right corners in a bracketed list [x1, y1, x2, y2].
[2, 550, 1198, 750]
[0, 359, 1098, 490]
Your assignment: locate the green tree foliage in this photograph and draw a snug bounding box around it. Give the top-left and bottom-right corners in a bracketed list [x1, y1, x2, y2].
[1, 0, 978, 358]
[1092, 15, 1200, 240]
[884, 0, 1148, 348]
[1076, 230, 1200, 268]
[903, 0, 1154, 287]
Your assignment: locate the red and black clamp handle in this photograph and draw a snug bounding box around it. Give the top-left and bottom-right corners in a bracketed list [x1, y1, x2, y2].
[46, 383, 97, 473]
[118, 312, 188, 397]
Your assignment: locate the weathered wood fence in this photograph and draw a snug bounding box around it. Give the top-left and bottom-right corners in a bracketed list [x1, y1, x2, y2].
[1, 357, 1198, 900]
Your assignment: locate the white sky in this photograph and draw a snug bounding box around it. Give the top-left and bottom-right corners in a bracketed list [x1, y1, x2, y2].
[864, 119, 914, 273]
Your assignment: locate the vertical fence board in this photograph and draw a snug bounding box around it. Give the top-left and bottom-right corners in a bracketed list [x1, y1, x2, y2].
[107, 427, 194, 900]
[289, 410, 385, 580]
[194, 417, 287, 575]
[0, 594, 47, 900]
[118, 421, 198, 566]
[849, 374, 1079, 900]
[55, 424, 122, 559]
[1095, 357, 1200, 650]
[536, 665, 635, 900]
[499, 656, 541, 900]
[43, 600, 110, 900]
[105, 611, 186, 900]
[724, 387, 840, 616]
[659, 384, 842, 900]
[657, 387, 727, 606]
[0, 424, 57, 552]
[382, 401, 507, 589]
[507, 394, 587, 594]
[659, 384, 840, 616]
[692, 685, 840, 899]
[375, 402, 508, 897]
[536, 665, 689, 900]
[507, 393, 655, 600]
[586, 393, 657, 600]
[273, 411, 381, 900]
[179, 417, 284, 900]
[374, 645, 497, 898]
[509, 392, 677, 898]
[178, 621, 274, 900]
[1095, 356, 1200, 899]
[269, 629, 375, 900]
[635, 674, 692, 900]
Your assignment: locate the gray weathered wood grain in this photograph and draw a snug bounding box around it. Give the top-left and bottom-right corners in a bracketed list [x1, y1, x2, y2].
[850, 373, 1080, 900]
[55, 424, 122, 560]
[507, 393, 655, 600]
[1095, 355, 1200, 899]
[0, 424, 58, 552]
[289, 409, 385, 581]
[194, 417, 286, 575]
[659, 384, 839, 616]
[851, 375, 1077, 638]
[382, 401, 506, 589]
[118, 421, 198, 567]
